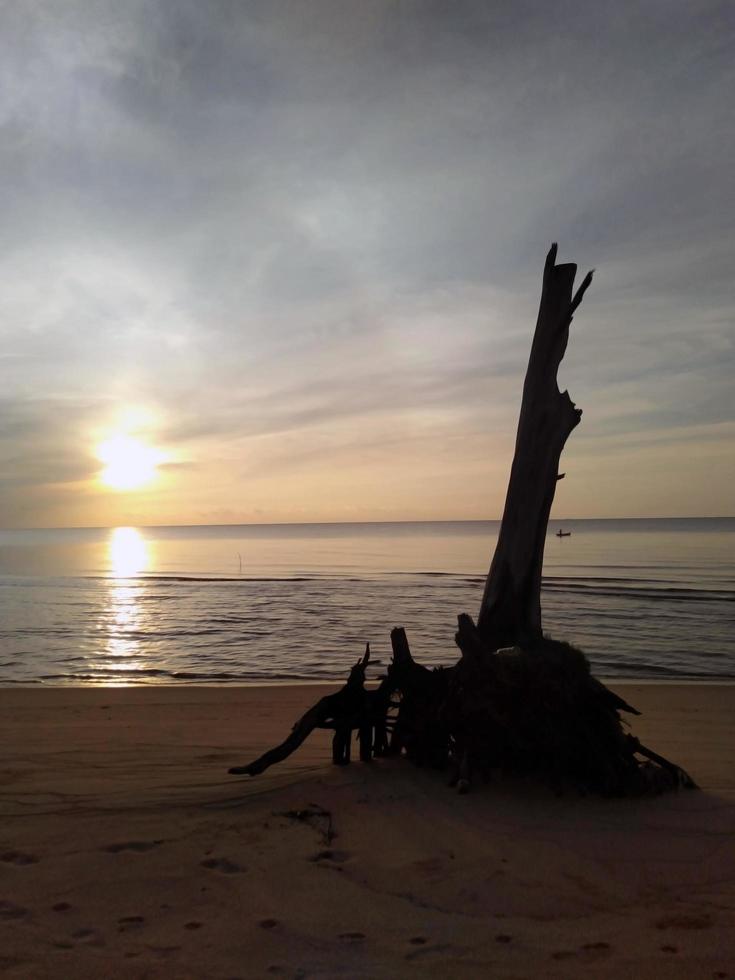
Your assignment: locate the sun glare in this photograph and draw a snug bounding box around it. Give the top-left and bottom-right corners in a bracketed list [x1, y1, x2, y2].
[97, 434, 164, 491]
[109, 526, 149, 577]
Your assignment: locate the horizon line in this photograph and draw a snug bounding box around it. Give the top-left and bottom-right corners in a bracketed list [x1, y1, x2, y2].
[3, 515, 734, 533]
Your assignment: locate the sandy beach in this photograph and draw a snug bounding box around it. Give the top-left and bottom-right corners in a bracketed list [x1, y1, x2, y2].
[1, 683, 733, 979]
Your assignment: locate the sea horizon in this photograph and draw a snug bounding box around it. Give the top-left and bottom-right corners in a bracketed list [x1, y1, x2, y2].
[4, 515, 734, 533]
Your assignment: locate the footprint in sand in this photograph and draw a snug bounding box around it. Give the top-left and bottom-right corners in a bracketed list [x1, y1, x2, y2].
[579, 941, 612, 959]
[102, 841, 162, 854]
[280, 805, 335, 845]
[405, 943, 454, 961]
[146, 944, 182, 957]
[118, 915, 145, 931]
[310, 849, 350, 864]
[72, 928, 105, 947]
[1, 850, 39, 866]
[655, 912, 713, 931]
[200, 857, 244, 874]
[0, 900, 29, 921]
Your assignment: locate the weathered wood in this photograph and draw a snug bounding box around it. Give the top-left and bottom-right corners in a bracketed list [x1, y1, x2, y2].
[451, 612, 696, 794]
[388, 627, 452, 767]
[229, 696, 334, 776]
[365, 674, 396, 757]
[478, 244, 593, 650]
[229, 645, 372, 776]
[227, 244, 698, 798]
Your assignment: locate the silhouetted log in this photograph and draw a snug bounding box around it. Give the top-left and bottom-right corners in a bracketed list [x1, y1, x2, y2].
[388, 627, 453, 767]
[628, 736, 698, 790]
[478, 244, 593, 650]
[451, 613, 697, 795]
[366, 674, 397, 757]
[229, 645, 373, 776]
[229, 697, 334, 776]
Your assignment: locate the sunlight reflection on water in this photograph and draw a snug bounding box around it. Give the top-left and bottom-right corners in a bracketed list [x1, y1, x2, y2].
[109, 527, 150, 577]
[93, 528, 152, 684]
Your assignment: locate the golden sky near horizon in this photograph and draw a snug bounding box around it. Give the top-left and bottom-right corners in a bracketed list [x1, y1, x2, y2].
[1, 2, 733, 528]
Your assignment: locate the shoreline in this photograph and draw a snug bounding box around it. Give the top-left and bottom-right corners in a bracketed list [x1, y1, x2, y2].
[4, 675, 735, 689]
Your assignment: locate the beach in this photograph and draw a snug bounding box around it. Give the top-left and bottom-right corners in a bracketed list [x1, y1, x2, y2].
[1, 683, 734, 979]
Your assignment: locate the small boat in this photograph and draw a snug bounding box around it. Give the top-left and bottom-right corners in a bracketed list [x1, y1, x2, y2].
[556, 529, 571, 538]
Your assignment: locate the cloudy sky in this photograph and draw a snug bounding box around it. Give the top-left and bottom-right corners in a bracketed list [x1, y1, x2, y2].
[1, 0, 733, 527]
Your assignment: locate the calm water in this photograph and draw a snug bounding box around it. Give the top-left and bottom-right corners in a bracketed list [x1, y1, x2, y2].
[0, 519, 733, 685]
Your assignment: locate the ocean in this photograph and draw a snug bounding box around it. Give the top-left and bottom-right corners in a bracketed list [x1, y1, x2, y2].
[0, 519, 733, 685]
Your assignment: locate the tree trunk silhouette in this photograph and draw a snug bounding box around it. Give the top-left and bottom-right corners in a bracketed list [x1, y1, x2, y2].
[478, 244, 592, 650]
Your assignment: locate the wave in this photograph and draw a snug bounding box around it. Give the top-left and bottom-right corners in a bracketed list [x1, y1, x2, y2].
[38, 668, 337, 683]
[13, 569, 733, 597]
[34, 664, 734, 684]
[81, 575, 333, 583]
[3, 566, 733, 685]
[541, 583, 733, 604]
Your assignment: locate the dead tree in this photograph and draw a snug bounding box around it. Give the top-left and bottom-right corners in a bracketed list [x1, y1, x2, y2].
[478, 244, 591, 650]
[229, 245, 697, 796]
[445, 244, 695, 793]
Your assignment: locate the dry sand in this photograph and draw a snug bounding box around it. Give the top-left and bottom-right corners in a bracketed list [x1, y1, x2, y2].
[1, 682, 733, 979]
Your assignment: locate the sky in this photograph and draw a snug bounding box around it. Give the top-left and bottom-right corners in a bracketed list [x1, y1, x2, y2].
[1, 0, 733, 528]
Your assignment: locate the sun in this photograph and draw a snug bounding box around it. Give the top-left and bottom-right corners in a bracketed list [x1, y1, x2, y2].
[97, 434, 165, 491]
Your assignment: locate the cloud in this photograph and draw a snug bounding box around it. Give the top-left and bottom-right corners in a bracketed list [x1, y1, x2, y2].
[1, 1, 733, 525]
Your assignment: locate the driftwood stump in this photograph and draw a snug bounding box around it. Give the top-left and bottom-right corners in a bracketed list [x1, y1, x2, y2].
[229, 244, 697, 796]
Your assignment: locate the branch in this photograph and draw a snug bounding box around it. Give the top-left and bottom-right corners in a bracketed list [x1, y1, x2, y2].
[569, 269, 594, 317]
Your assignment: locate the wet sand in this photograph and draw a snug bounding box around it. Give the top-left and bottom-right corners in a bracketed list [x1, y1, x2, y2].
[1, 683, 734, 978]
